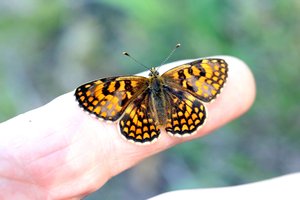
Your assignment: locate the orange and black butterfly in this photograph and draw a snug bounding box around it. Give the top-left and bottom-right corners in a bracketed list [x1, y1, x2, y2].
[75, 58, 228, 144]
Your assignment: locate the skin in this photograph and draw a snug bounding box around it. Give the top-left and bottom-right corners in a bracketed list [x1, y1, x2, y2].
[150, 173, 300, 200]
[0, 56, 256, 199]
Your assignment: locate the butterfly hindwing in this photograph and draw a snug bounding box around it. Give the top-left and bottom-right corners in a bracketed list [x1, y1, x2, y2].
[164, 86, 206, 136]
[119, 90, 160, 143]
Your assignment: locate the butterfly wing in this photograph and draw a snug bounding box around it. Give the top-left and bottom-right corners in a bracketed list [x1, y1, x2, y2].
[119, 90, 160, 143]
[75, 76, 148, 121]
[163, 86, 206, 136]
[162, 58, 228, 102]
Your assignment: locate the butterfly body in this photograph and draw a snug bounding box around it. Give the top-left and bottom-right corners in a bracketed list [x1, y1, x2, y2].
[75, 58, 228, 144]
[148, 68, 169, 126]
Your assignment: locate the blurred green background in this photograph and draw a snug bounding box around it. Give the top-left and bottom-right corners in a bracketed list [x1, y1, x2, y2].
[1, 0, 300, 199]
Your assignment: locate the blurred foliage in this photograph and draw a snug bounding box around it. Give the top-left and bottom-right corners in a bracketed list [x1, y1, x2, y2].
[1, 0, 300, 199]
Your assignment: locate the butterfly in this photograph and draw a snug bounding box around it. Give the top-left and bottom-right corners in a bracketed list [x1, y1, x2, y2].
[75, 58, 228, 144]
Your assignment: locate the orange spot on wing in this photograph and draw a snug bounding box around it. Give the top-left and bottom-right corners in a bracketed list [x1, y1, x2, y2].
[94, 106, 101, 114]
[144, 133, 150, 139]
[182, 124, 188, 131]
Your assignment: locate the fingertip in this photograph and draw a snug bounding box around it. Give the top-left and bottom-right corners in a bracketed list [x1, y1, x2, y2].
[221, 55, 256, 114]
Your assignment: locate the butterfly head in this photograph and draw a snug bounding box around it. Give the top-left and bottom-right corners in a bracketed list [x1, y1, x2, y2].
[149, 67, 159, 77]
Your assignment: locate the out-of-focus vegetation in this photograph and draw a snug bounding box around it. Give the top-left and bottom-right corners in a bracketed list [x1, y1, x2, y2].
[1, 0, 300, 199]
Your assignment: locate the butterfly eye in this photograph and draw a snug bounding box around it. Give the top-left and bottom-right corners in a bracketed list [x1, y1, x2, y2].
[149, 70, 159, 77]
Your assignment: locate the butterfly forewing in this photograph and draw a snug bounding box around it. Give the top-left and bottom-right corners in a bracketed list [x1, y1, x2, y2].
[162, 59, 228, 102]
[75, 76, 148, 121]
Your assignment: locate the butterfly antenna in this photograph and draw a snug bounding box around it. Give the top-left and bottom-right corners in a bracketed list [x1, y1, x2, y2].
[123, 52, 150, 71]
[159, 43, 181, 67]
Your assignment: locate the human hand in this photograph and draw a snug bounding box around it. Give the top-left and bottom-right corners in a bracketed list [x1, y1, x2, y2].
[0, 56, 255, 199]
